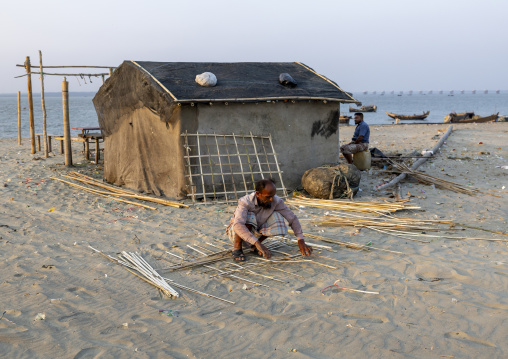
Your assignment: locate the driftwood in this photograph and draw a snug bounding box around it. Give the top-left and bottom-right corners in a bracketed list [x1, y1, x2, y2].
[376, 125, 453, 191]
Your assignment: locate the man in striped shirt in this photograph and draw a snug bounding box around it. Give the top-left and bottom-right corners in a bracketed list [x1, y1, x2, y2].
[226, 178, 312, 262]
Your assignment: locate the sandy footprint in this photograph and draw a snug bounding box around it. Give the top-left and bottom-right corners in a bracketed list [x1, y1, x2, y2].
[73, 347, 104, 359]
[343, 313, 389, 324]
[66, 286, 97, 300]
[444, 331, 496, 347]
[183, 315, 226, 335]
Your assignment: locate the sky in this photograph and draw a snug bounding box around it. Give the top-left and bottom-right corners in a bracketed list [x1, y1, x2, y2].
[1, 0, 507, 94]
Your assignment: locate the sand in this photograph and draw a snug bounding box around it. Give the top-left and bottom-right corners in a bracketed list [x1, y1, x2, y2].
[1, 122, 507, 358]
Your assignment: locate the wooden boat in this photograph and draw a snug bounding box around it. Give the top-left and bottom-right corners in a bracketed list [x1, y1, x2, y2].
[339, 115, 351, 125]
[349, 105, 377, 112]
[443, 112, 474, 123]
[445, 112, 498, 123]
[385, 111, 430, 120]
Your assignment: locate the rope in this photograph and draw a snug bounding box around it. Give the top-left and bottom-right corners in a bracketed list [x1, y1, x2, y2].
[321, 167, 354, 201]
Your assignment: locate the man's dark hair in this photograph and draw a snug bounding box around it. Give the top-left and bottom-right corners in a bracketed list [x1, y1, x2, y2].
[354, 112, 364, 119]
[256, 178, 276, 192]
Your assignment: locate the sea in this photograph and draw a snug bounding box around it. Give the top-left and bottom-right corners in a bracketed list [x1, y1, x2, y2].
[0, 91, 507, 139]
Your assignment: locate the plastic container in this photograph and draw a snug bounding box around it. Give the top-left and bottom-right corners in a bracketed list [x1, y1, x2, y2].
[353, 150, 371, 170]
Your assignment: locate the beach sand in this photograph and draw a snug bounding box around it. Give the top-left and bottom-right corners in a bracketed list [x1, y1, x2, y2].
[1, 122, 507, 358]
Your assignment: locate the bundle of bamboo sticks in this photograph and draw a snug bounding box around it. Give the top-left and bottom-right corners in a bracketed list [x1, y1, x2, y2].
[305, 211, 508, 243]
[51, 172, 188, 209]
[389, 161, 479, 195]
[288, 196, 419, 214]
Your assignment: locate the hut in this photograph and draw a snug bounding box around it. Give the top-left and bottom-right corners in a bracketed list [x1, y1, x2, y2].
[93, 61, 360, 199]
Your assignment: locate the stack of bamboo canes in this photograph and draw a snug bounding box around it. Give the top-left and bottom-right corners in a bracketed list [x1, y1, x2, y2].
[288, 196, 420, 214]
[305, 211, 508, 243]
[51, 172, 188, 209]
[389, 161, 480, 195]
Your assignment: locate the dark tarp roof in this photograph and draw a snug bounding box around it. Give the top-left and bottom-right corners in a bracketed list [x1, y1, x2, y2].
[130, 61, 360, 104]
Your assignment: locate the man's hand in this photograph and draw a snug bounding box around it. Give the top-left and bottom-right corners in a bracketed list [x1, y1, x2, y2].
[298, 239, 313, 257]
[254, 240, 272, 259]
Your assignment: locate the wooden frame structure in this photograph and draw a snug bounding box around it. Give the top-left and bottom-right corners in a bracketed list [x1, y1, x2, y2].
[182, 132, 288, 204]
[15, 51, 115, 165]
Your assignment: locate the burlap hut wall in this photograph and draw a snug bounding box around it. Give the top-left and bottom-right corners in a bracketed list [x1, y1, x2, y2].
[94, 64, 189, 198]
[101, 107, 187, 197]
[180, 101, 341, 192]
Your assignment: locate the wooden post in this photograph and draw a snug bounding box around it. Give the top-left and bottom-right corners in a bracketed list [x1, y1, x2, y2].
[17, 91, 21, 145]
[109, 68, 113, 76]
[95, 138, 100, 164]
[62, 77, 73, 166]
[25, 56, 36, 154]
[39, 50, 49, 158]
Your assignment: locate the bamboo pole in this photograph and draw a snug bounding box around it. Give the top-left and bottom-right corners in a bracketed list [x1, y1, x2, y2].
[15, 72, 109, 78]
[196, 131, 207, 202]
[204, 135, 217, 200]
[269, 134, 288, 198]
[39, 51, 49, 158]
[376, 125, 453, 191]
[241, 134, 256, 187]
[260, 137, 274, 179]
[214, 133, 229, 204]
[25, 57, 36, 154]
[17, 64, 115, 69]
[183, 131, 196, 201]
[233, 133, 249, 193]
[17, 91, 21, 145]
[62, 77, 72, 166]
[223, 134, 239, 199]
[59, 174, 188, 208]
[50, 177, 157, 210]
[250, 131, 265, 180]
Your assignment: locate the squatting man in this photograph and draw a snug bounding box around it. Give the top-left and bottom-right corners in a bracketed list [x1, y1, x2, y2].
[226, 178, 313, 261]
[340, 112, 370, 164]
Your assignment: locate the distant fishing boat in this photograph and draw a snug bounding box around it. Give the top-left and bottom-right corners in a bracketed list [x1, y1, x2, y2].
[444, 112, 498, 123]
[386, 111, 430, 120]
[339, 115, 351, 125]
[349, 105, 377, 112]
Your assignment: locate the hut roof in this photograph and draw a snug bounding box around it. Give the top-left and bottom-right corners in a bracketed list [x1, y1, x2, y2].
[129, 61, 360, 104]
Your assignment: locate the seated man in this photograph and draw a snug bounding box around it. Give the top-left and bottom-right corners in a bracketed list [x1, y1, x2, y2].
[340, 112, 370, 164]
[226, 178, 312, 262]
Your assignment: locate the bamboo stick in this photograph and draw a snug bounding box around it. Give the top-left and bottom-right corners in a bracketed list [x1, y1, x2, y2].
[15, 71, 109, 78]
[196, 131, 207, 202]
[39, 51, 49, 158]
[241, 134, 256, 187]
[62, 78, 72, 165]
[17, 91, 21, 145]
[17, 64, 115, 69]
[269, 134, 288, 198]
[183, 131, 196, 201]
[261, 137, 274, 179]
[61, 174, 188, 208]
[204, 134, 217, 200]
[214, 133, 229, 204]
[174, 96, 360, 104]
[233, 133, 250, 194]
[50, 177, 157, 210]
[25, 57, 36, 154]
[222, 134, 239, 200]
[376, 125, 453, 191]
[183, 133, 271, 139]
